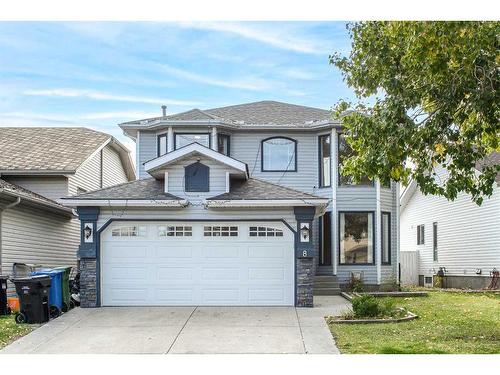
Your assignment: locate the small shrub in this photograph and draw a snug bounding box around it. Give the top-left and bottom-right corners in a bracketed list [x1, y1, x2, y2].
[378, 299, 396, 317]
[347, 275, 365, 293]
[352, 295, 379, 317]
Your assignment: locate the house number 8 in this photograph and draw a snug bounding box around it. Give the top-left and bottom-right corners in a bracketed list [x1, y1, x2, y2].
[302, 250, 308, 257]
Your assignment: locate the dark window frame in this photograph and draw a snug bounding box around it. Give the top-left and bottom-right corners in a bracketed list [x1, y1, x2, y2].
[381, 211, 391, 265]
[417, 224, 425, 245]
[157, 133, 168, 157]
[261, 136, 298, 172]
[184, 161, 210, 192]
[338, 211, 376, 266]
[174, 132, 211, 150]
[337, 133, 374, 187]
[217, 133, 231, 156]
[318, 134, 331, 188]
[433, 222, 438, 262]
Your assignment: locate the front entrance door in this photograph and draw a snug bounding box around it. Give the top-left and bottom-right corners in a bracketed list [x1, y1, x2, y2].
[319, 212, 332, 266]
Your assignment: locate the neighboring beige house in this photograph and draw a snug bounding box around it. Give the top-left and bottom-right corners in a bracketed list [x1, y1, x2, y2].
[0, 127, 135, 283]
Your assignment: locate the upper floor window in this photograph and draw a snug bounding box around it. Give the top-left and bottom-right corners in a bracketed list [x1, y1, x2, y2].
[158, 134, 167, 156]
[185, 161, 209, 192]
[261, 137, 297, 172]
[175, 133, 210, 149]
[417, 224, 425, 245]
[338, 134, 372, 186]
[218, 134, 230, 156]
[319, 134, 331, 187]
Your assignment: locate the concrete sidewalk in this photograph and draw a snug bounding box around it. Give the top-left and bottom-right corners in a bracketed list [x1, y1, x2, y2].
[1, 296, 350, 354]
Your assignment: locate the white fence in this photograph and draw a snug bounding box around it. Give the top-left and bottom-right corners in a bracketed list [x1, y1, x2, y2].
[400, 251, 419, 286]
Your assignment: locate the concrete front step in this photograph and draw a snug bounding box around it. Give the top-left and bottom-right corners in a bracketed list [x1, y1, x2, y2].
[313, 288, 342, 296]
[314, 282, 340, 288]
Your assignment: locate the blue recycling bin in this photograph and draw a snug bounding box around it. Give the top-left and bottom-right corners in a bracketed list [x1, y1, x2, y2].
[31, 269, 64, 318]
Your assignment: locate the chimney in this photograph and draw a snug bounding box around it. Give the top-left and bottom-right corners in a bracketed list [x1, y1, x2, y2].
[161, 105, 167, 117]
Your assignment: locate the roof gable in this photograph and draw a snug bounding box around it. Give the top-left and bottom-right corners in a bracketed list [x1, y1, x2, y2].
[144, 143, 248, 178]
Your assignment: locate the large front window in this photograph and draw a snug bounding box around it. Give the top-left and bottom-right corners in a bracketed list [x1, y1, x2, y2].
[175, 133, 210, 149]
[338, 134, 372, 186]
[261, 137, 297, 172]
[339, 212, 374, 264]
[319, 134, 331, 187]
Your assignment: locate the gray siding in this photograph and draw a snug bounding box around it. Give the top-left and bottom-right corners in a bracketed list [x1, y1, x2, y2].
[68, 150, 102, 195]
[401, 167, 500, 278]
[102, 146, 128, 188]
[2, 176, 69, 201]
[1, 203, 79, 283]
[138, 131, 157, 179]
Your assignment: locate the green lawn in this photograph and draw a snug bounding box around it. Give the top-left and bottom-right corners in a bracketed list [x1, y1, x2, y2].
[328, 291, 500, 354]
[0, 315, 35, 350]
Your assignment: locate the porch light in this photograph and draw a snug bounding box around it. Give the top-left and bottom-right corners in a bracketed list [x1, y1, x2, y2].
[83, 224, 93, 242]
[300, 223, 310, 242]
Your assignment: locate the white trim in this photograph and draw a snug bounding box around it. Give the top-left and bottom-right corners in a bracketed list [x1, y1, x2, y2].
[144, 142, 248, 177]
[135, 130, 141, 180]
[61, 199, 188, 207]
[376, 179, 382, 285]
[225, 171, 230, 193]
[164, 171, 169, 193]
[331, 128, 338, 276]
[205, 199, 329, 208]
[167, 127, 174, 153]
[211, 126, 218, 151]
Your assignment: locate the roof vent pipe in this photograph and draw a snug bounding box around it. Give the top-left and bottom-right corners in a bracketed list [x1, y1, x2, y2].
[161, 105, 167, 117]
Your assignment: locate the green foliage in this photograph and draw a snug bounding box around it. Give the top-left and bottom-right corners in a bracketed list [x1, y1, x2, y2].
[352, 295, 379, 317]
[329, 291, 500, 354]
[330, 21, 500, 204]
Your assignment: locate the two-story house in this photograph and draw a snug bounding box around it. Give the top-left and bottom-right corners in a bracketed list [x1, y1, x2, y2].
[0, 127, 135, 300]
[63, 101, 400, 308]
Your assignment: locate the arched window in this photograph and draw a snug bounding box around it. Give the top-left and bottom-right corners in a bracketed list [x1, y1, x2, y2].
[261, 137, 297, 172]
[185, 162, 209, 192]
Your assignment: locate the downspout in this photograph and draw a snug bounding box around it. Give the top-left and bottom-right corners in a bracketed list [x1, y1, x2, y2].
[0, 196, 21, 274]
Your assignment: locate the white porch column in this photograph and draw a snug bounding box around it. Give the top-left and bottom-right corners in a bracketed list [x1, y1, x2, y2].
[211, 126, 218, 151]
[376, 179, 382, 284]
[167, 127, 174, 152]
[331, 128, 338, 276]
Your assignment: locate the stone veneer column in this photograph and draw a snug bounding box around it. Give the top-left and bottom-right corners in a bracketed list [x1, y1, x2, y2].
[294, 207, 316, 307]
[76, 207, 100, 308]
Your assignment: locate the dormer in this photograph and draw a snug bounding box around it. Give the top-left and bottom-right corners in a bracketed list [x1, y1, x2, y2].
[144, 143, 248, 200]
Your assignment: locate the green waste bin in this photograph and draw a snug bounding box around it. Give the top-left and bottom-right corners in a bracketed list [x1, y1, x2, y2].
[53, 267, 72, 312]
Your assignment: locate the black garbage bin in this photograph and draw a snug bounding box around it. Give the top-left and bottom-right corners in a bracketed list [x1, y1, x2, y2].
[12, 275, 51, 324]
[0, 276, 8, 316]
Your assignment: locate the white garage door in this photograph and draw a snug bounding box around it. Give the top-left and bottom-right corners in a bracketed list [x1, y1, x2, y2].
[101, 221, 295, 306]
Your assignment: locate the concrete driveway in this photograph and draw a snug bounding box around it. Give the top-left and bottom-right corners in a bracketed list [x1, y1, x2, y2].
[0, 296, 350, 354]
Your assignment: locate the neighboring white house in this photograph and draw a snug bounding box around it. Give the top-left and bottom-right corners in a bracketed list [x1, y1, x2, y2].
[400, 153, 500, 289]
[0, 127, 135, 298]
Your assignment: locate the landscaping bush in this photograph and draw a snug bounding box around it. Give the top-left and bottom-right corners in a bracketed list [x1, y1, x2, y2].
[347, 274, 365, 293]
[352, 295, 379, 317]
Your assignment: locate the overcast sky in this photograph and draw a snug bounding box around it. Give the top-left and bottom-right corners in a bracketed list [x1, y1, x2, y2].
[0, 21, 355, 158]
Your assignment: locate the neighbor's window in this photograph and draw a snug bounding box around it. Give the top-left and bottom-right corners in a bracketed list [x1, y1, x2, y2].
[417, 224, 425, 245]
[249, 226, 284, 237]
[111, 226, 147, 237]
[204, 226, 238, 237]
[158, 134, 167, 156]
[338, 134, 372, 186]
[175, 133, 210, 149]
[381, 212, 391, 264]
[433, 222, 438, 261]
[319, 134, 331, 187]
[217, 134, 230, 156]
[158, 225, 192, 237]
[261, 137, 297, 172]
[339, 212, 374, 264]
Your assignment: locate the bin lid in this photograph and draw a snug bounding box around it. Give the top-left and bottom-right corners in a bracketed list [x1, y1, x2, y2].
[11, 275, 52, 282]
[31, 268, 65, 276]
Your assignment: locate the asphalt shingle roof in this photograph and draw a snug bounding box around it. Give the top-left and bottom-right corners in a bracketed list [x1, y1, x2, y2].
[67, 178, 182, 200]
[208, 178, 323, 201]
[0, 127, 111, 172]
[122, 100, 332, 126]
[0, 178, 71, 213]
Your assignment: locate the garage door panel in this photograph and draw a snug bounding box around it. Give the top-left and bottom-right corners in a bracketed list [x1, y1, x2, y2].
[101, 222, 294, 306]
